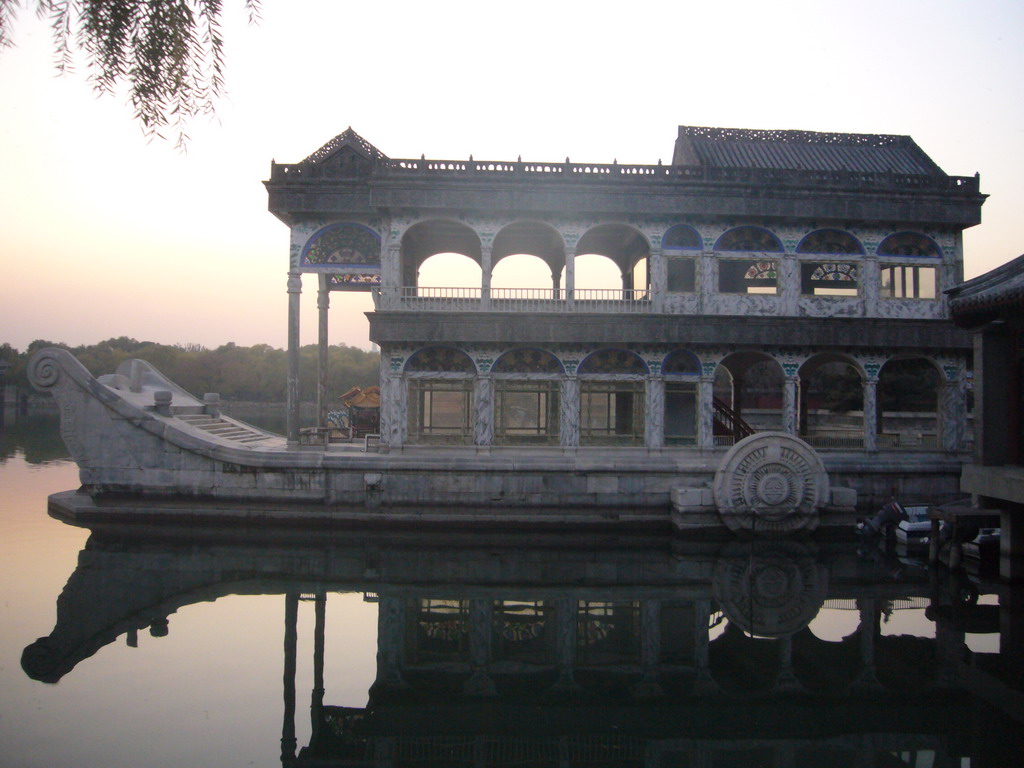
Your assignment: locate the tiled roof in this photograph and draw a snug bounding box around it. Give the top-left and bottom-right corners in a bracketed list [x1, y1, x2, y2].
[948, 254, 1024, 326]
[673, 126, 946, 177]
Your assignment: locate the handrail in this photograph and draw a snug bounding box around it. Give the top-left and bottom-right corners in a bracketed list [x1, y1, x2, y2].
[711, 397, 755, 441]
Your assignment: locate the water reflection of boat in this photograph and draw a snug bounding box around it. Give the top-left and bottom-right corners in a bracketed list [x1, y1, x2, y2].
[21, 520, 1024, 766]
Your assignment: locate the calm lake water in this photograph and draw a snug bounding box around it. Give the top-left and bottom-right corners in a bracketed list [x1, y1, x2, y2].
[2, 412, 1023, 767]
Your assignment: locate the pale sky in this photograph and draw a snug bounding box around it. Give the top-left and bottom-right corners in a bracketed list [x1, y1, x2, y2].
[1, 0, 1022, 352]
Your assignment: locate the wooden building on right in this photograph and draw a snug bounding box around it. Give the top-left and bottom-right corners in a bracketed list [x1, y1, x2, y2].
[948, 254, 1024, 579]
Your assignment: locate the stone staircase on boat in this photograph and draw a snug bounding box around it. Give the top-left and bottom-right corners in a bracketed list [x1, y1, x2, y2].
[175, 413, 271, 444]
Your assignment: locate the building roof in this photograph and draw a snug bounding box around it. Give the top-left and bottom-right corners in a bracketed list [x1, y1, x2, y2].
[948, 254, 1024, 327]
[672, 126, 947, 177]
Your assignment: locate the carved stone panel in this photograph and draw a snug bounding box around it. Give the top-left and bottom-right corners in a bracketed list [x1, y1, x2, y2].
[713, 432, 829, 534]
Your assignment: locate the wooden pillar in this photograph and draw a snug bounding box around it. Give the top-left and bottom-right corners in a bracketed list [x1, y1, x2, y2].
[286, 272, 302, 447]
[317, 276, 330, 428]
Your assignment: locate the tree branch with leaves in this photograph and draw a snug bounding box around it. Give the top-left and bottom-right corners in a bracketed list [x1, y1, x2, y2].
[0, 0, 259, 148]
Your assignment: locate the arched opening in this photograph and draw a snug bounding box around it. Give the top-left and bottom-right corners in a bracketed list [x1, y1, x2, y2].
[798, 356, 864, 449]
[492, 348, 563, 446]
[573, 224, 650, 299]
[400, 220, 482, 292]
[578, 348, 647, 446]
[491, 254, 556, 291]
[663, 349, 700, 445]
[878, 358, 940, 448]
[715, 353, 784, 442]
[417, 253, 483, 289]
[492, 221, 565, 297]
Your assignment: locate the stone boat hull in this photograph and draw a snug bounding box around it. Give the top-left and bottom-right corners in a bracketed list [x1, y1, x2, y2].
[30, 348, 957, 530]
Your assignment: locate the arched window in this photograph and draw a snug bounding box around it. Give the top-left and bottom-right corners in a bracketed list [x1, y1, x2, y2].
[301, 223, 382, 289]
[578, 349, 647, 445]
[663, 349, 700, 445]
[492, 349, 563, 445]
[405, 347, 475, 444]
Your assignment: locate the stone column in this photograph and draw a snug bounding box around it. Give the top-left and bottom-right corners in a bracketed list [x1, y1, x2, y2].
[697, 375, 715, 449]
[862, 378, 878, 451]
[379, 352, 405, 449]
[286, 271, 302, 447]
[782, 375, 799, 435]
[699, 252, 716, 314]
[317, 275, 330, 428]
[862, 256, 880, 316]
[382, 243, 402, 308]
[939, 380, 964, 453]
[649, 245, 666, 312]
[474, 374, 494, 447]
[480, 243, 492, 310]
[565, 248, 576, 303]
[560, 376, 580, 448]
[646, 376, 665, 449]
[779, 253, 799, 315]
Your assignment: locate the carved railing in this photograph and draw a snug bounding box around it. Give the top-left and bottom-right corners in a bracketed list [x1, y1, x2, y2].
[381, 287, 652, 313]
[270, 156, 981, 194]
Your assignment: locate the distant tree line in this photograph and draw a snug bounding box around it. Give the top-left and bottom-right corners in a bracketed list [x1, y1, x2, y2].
[0, 338, 379, 402]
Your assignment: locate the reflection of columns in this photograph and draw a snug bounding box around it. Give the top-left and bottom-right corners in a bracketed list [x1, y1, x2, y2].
[939, 380, 964, 452]
[474, 375, 494, 447]
[560, 376, 580, 448]
[480, 244, 492, 309]
[311, 593, 326, 742]
[782, 375, 798, 435]
[798, 376, 810, 436]
[551, 597, 580, 691]
[692, 599, 719, 694]
[632, 600, 663, 698]
[463, 599, 496, 696]
[374, 596, 406, 690]
[317, 276, 330, 428]
[286, 272, 302, 447]
[852, 599, 882, 690]
[862, 378, 878, 451]
[646, 376, 665, 449]
[697, 375, 715, 449]
[281, 593, 299, 765]
[773, 635, 803, 692]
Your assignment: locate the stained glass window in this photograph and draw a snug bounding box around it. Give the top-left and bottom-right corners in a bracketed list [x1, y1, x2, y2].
[796, 229, 864, 255]
[492, 348, 563, 374]
[404, 347, 475, 373]
[877, 232, 941, 258]
[662, 225, 702, 250]
[578, 348, 647, 375]
[744, 261, 778, 280]
[714, 227, 783, 252]
[303, 223, 381, 265]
